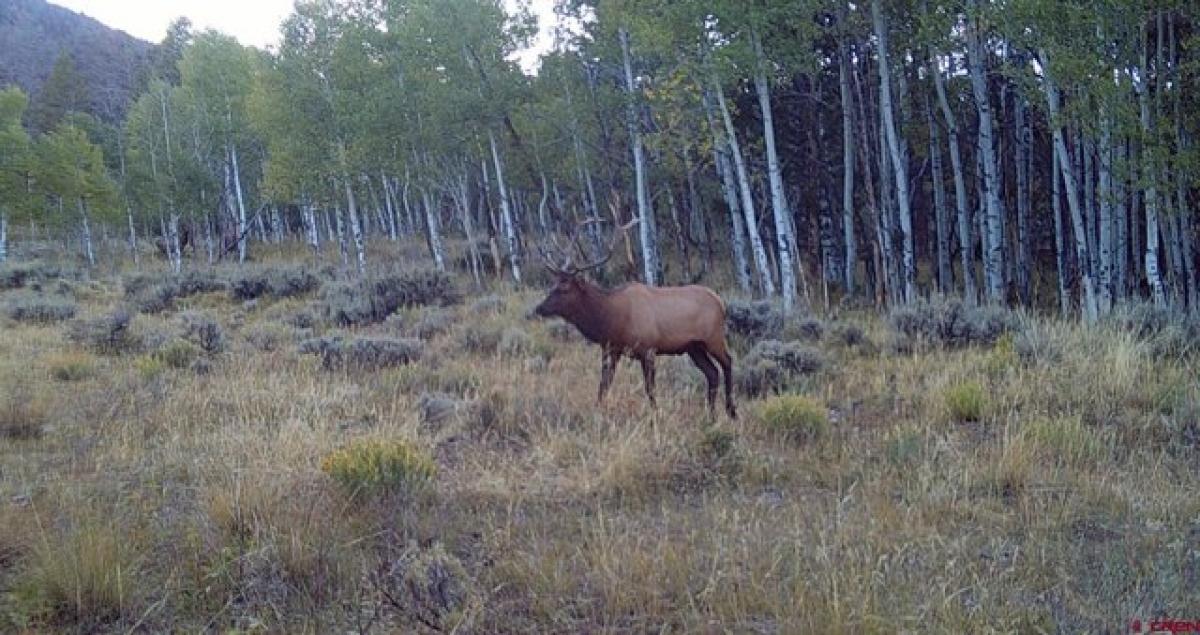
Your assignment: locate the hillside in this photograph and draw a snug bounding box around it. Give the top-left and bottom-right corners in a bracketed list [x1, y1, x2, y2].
[0, 0, 150, 123]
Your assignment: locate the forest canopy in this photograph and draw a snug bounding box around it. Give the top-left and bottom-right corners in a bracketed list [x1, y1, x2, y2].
[0, 0, 1197, 321]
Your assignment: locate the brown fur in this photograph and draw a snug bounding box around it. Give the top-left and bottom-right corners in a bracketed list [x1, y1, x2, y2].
[534, 273, 737, 419]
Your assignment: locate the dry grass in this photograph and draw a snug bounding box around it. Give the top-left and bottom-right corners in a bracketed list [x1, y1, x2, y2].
[0, 246, 1196, 632]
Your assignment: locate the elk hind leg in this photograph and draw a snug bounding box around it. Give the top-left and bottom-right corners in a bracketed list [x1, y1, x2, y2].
[707, 342, 737, 419]
[638, 352, 657, 408]
[686, 344, 719, 416]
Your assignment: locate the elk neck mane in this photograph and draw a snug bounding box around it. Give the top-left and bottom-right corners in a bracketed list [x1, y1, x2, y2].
[562, 277, 625, 344]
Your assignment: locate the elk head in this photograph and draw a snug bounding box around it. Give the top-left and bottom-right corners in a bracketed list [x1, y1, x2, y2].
[532, 217, 637, 320]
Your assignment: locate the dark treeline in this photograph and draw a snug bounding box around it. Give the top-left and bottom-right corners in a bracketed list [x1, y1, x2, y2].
[0, 0, 1197, 321]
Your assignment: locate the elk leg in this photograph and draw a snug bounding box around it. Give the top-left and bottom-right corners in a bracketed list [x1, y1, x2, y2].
[639, 353, 657, 408]
[709, 346, 737, 420]
[686, 346, 719, 416]
[597, 349, 620, 404]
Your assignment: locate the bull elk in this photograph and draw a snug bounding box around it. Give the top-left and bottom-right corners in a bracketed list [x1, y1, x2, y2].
[532, 219, 737, 419]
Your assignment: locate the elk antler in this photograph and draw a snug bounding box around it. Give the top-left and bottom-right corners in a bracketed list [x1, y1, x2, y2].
[538, 216, 638, 276]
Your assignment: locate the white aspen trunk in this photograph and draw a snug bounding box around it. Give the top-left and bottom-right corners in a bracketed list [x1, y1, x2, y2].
[715, 82, 775, 297]
[838, 42, 857, 295]
[877, 109, 899, 306]
[455, 173, 482, 288]
[1136, 31, 1166, 307]
[125, 204, 138, 266]
[701, 88, 751, 292]
[966, 0, 1005, 303]
[0, 214, 7, 263]
[343, 179, 366, 274]
[381, 172, 398, 241]
[1041, 49, 1099, 322]
[333, 204, 349, 268]
[1114, 139, 1128, 301]
[1052, 143, 1070, 317]
[573, 132, 603, 252]
[169, 214, 182, 273]
[752, 28, 797, 310]
[304, 202, 320, 254]
[872, 0, 914, 303]
[1015, 94, 1033, 305]
[537, 172, 550, 237]
[1170, 13, 1197, 312]
[204, 211, 215, 265]
[228, 142, 248, 263]
[422, 190, 446, 273]
[78, 198, 95, 267]
[1097, 110, 1114, 314]
[488, 131, 521, 283]
[619, 27, 659, 286]
[933, 54, 976, 303]
[928, 102, 952, 294]
[400, 176, 417, 239]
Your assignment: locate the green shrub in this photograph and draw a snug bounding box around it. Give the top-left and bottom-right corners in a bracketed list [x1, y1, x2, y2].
[321, 439, 435, 499]
[47, 352, 97, 382]
[944, 381, 987, 422]
[0, 261, 80, 290]
[243, 321, 294, 352]
[3, 292, 77, 323]
[229, 266, 321, 300]
[407, 307, 456, 339]
[757, 394, 829, 443]
[154, 339, 200, 369]
[884, 425, 926, 467]
[180, 311, 224, 354]
[457, 322, 503, 355]
[889, 296, 1019, 348]
[0, 384, 46, 440]
[498, 327, 534, 357]
[1023, 416, 1110, 468]
[300, 336, 423, 371]
[382, 543, 471, 630]
[468, 294, 505, 315]
[390, 365, 481, 397]
[125, 270, 226, 314]
[832, 322, 868, 348]
[737, 340, 823, 397]
[67, 308, 140, 355]
[12, 516, 138, 628]
[320, 269, 458, 327]
[698, 427, 738, 463]
[725, 300, 784, 338]
[789, 317, 826, 341]
[133, 355, 166, 380]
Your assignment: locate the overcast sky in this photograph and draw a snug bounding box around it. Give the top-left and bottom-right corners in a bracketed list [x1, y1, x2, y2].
[47, 0, 557, 71]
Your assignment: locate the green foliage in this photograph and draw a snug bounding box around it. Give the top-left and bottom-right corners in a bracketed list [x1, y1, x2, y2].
[0, 382, 47, 440]
[180, 311, 225, 354]
[27, 53, 90, 135]
[320, 439, 435, 499]
[12, 515, 139, 628]
[889, 297, 1020, 349]
[944, 381, 988, 422]
[757, 394, 829, 443]
[68, 308, 140, 354]
[47, 351, 97, 382]
[299, 335, 423, 371]
[320, 270, 458, 327]
[2, 291, 77, 323]
[154, 338, 200, 369]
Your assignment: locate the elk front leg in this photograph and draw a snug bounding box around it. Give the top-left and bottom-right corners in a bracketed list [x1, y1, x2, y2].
[639, 352, 657, 408]
[597, 348, 620, 404]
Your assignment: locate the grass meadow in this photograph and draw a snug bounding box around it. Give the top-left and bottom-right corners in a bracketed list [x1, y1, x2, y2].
[0, 239, 1198, 633]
